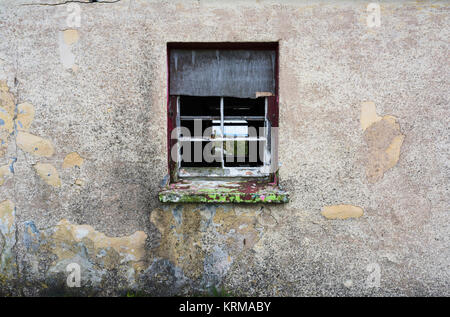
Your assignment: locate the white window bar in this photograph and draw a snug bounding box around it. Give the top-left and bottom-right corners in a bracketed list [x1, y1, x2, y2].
[220, 96, 225, 168]
[176, 96, 270, 176]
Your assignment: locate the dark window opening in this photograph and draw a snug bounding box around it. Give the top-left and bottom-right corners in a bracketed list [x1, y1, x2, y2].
[167, 43, 279, 180]
[178, 96, 266, 168]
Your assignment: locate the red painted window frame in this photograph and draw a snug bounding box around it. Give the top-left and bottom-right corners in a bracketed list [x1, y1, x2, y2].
[166, 42, 279, 183]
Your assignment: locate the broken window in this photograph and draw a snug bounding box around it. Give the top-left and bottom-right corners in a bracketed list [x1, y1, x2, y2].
[161, 43, 288, 203]
[177, 96, 266, 172]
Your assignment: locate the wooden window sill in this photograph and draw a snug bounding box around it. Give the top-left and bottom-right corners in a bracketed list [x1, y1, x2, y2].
[158, 177, 289, 204]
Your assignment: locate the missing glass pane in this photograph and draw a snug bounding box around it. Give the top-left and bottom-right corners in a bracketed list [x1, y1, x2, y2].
[178, 96, 268, 170]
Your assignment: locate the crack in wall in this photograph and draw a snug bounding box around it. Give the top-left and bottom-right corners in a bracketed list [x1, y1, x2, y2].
[20, 0, 122, 6]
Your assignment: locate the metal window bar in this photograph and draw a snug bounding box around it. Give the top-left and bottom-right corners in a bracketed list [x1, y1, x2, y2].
[220, 97, 224, 168]
[180, 116, 265, 120]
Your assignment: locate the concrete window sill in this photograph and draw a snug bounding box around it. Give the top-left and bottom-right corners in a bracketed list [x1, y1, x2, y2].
[158, 177, 289, 203]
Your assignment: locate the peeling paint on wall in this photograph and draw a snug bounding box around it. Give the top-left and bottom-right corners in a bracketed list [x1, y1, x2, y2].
[0, 80, 15, 117]
[361, 102, 405, 183]
[360, 101, 381, 131]
[51, 219, 147, 271]
[58, 30, 78, 70]
[150, 205, 264, 282]
[62, 152, 84, 168]
[0, 200, 14, 231]
[22, 218, 148, 289]
[0, 1, 447, 297]
[0, 81, 14, 158]
[321, 204, 364, 219]
[33, 163, 61, 187]
[0, 161, 13, 185]
[63, 29, 79, 46]
[0, 132, 8, 158]
[17, 132, 55, 157]
[74, 178, 85, 186]
[213, 207, 261, 250]
[15, 102, 35, 131]
[150, 206, 205, 279]
[0, 109, 13, 133]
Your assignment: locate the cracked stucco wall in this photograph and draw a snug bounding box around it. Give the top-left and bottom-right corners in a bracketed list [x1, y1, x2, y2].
[0, 0, 448, 296]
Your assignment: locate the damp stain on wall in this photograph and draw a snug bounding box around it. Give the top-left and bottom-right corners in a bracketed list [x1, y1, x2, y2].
[0, 200, 16, 280]
[150, 205, 266, 281]
[22, 218, 148, 288]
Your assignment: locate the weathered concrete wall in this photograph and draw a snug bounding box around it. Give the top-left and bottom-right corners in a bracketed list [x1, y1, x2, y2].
[0, 0, 448, 296]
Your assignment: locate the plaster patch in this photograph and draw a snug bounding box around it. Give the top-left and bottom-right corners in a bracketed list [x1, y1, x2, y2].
[0, 131, 8, 157]
[213, 208, 260, 250]
[321, 204, 364, 219]
[0, 81, 8, 92]
[361, 102, 405, 183]
[364, 117, 405, 183]
[58, 31, 76, 69]
[0, 109, 13, 133]
[16, 131, 54, 157]
[150, 205, 262, 280]
[150, 205, 205, 279]
[0, 200, 15, 231]
[75, 227, 89, 239]
[51, 219, 147, 270]
[33, 163, 61, 187]
[74, 178, 85, 186]
[360, 101, 381, 131]
[15, 102, 35, 131]
[0, 164, 12, 185]
[384, 134, 405, 169]
[63, 29, 79, 45]
[62, 152, 84, 168]
[0, 80, 15, 116]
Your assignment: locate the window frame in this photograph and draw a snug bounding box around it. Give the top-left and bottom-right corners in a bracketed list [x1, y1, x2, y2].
[166, 42, 280, 185]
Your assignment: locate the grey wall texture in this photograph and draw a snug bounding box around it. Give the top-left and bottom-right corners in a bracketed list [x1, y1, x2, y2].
[0, 0, 448, 296]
